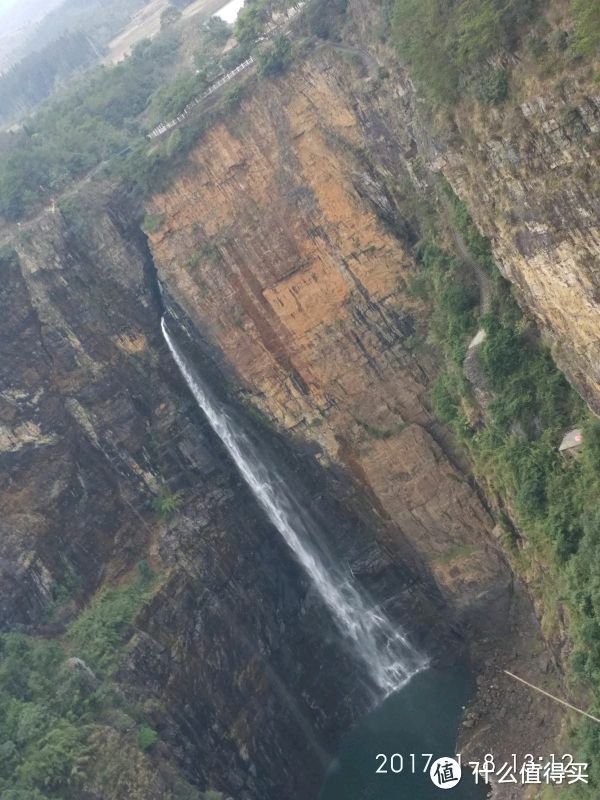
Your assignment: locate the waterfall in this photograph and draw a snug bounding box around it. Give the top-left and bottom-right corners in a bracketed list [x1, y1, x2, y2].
[161, 318, 426, 695]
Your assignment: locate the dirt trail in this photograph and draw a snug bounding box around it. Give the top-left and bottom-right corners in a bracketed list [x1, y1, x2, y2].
[437, 190, 492, 314]
[323, 41, 380, 79]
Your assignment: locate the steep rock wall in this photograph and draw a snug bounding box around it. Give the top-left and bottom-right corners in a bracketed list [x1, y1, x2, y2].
[145, 57, 569, 782]
[438, 72, 600, 414]
[0, 190, 451, 799]
[1, 15, 591, 795]
[146, 62, 504, 611]
[344, 0, 600, 414]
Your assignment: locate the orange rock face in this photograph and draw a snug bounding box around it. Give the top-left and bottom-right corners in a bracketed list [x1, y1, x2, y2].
[147, 65, 504, 608]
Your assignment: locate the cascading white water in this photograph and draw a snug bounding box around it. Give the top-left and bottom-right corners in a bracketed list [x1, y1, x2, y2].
[162, 318, 427, 694]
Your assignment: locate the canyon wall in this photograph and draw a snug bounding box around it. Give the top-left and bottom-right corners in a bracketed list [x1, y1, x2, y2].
[146, 61, 505, 612]
[438, 61, 600, 415]
[3, 2, 597, 794]
[145, 51, 567, 781]
[346, 0, 600, 414]
[1, 190, 454, 799]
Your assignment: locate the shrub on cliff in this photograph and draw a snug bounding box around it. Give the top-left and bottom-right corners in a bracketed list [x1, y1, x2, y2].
[235, 2, 267, 44]
[431, 373, 461, 424]
[390, 0, 539, 104]
[416, 186, 600, 791]
[258, 35, 293, 77]
[304, 0, 348, 39]
[152, 490, 184, 518]
[391, 0, 460, 102]
[142, 213, 165, 233]
[572, 0, 600, 56]
[474, 67, 509, 104]
[137, 725, 158, 751]
[68, 565, 155, 676]
[0, 566, 159, 797]
[0, 635, 91, 796]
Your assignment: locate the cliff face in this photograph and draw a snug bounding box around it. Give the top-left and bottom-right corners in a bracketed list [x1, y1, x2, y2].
[437, 65, 600, 414]
[2, 190, 456, 799]
[0, 181, 492, 800]
[147, 63, 504, 611]
[345, 0, 600, 414]
[3, 8, 595, 796]
[0, 198, 161, 627]
[145, 54, 569, 783]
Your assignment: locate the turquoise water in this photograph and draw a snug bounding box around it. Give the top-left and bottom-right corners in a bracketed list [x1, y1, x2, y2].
[318, 665, 488, 799]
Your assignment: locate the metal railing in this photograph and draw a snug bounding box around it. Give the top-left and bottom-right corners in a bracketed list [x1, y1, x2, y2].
[147, 1, 305, 140]
[148, 57, 255, 139]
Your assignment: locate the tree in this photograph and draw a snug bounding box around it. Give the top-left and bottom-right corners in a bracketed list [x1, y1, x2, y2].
[258, 35, 292, 76]
[391, 0, 459, 102]
[235, 3, 266, 44]
[137, 725, 158, 751]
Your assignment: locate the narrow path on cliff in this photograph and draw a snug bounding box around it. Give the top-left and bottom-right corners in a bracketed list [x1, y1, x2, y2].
[438, 190, 492, 315]
[317, 40, 380, 79]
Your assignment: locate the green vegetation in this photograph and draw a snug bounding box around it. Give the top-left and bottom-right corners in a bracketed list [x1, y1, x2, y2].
[186, 240, 226, 270]
[390, 0, 539, 103]
[572, 0, 600, 55]
[234, 0, 296, 45]
[235, 2, 269, 44]
[151, 70, 208, 120]
[137, 725, 158, 751]
[0, 13, 241, 221]
[0, 29, 181, 220]
[224, 84, 245, 111]
[152, 490, 185, 518]
[302, 0, 348, 39]
[234, 0, 310, 44]
[142, 213, 166, 233]
[390, 0, 600, 105]
[68, 566, 156, 676]
[411, 182, 600, 794]
[0, 32, 97, 127]
[258, 35, 293, 77]
[389, 0, 600, 105]
[474, 66, 509, 105]
[0, 0, 308, 223]
[0, 564, 157, 798]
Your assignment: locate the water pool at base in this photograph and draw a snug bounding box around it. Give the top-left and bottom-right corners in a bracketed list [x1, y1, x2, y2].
[318, 664, 489, 799]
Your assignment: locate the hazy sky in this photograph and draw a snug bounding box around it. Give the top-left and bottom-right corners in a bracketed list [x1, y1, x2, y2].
[0, 0, 63, 32]
[0, 0, 19, 18]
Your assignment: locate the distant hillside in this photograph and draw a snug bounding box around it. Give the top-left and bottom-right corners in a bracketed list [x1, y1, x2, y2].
[0, 0, 64, 36]
[0, 0, 65, 70]
[13, 0, 153, 59]
[0, 31, 98, 127]
[0, 0, 154, 127]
